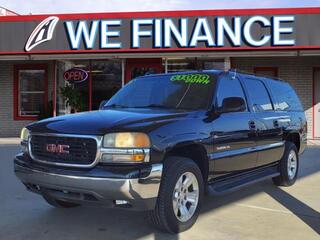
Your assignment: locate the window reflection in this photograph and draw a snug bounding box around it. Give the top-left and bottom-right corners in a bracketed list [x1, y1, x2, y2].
[56, 61, 89, 114]
[18, 69, 46, 116]
[166, 58, 224, 72]
[91, 60, 122, 110]
[56, 60, 122, 114]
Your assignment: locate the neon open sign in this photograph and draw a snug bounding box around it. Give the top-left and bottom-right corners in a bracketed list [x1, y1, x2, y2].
[63, 68, 88, 83]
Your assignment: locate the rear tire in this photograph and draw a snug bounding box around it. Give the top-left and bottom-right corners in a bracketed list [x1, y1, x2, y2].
[272, 142, 299, 187]
[42, 194, 80, 208]
[148, 156, 204, 233]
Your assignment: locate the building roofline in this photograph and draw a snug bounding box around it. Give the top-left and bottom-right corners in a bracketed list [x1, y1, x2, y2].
[0, 7, 320, 22]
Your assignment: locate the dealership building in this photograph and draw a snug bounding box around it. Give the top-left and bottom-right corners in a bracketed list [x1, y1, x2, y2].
[0, 7, 320, 140]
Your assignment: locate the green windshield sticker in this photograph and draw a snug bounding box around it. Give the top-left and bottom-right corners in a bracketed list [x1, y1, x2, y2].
[170, 74, 210, 84]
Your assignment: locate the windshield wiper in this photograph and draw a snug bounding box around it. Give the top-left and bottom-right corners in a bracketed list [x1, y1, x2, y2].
[104, 104, 129, 108]
[133, 104, 171, 109]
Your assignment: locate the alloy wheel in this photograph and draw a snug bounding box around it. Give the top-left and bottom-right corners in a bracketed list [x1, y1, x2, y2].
[172, 172, 199, 222]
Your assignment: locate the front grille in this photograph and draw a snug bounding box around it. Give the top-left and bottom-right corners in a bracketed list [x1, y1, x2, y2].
[30, 135, 98, 166]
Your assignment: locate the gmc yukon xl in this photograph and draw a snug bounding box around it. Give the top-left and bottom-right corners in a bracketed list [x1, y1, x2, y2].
[14, 70, 307, 233]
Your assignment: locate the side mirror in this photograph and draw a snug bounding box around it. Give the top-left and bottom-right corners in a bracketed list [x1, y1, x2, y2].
[218, 97, 246, 114]
[99, 100, 107, 110]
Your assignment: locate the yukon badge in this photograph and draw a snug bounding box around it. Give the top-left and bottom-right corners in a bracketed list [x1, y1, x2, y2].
[25, 16, 59, 52]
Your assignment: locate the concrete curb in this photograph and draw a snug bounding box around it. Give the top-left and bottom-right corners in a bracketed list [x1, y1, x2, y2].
[307, 139, 320, 146]
[0, 138, 20, 145]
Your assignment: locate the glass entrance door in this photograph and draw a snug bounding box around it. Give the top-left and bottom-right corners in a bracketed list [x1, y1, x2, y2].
[314, 68, 320, 138]
[125, 58, 163, 83]
[91, 60, 122, 110]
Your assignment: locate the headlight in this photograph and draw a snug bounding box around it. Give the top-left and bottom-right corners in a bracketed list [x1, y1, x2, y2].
[101, 132, 151, 163]
[103, 132, 150, 148]
[20, 127, 30, 142]
[20, 127, 30, 153]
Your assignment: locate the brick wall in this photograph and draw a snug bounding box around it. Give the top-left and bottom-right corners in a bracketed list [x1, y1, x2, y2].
[0, 61, 54, 137]
[0, 57, 318, 138]
[231, 56, 317, 139]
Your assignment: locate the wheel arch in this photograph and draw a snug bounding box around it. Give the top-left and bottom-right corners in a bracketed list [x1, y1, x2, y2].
[284, 131, 301, 152]
[164, 143, 209, 184]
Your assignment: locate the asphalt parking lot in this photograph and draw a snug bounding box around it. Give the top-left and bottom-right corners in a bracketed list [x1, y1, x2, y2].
[0, 144, 319, 240]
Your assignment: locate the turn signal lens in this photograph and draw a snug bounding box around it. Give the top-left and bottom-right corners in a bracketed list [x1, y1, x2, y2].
[134, 133, 151, 148]
[101, 153, 146, 163]
[20, 127, 30, 154]
[20, 127, 30, 142]
[131, 154, 145, 161]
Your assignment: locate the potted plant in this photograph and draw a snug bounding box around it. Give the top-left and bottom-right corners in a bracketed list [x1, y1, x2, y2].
[60, 85, 83, 113]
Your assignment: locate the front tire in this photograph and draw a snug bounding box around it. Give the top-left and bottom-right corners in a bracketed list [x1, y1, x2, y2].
[272, 142, 299, 187]
[149, 157, 204, 233]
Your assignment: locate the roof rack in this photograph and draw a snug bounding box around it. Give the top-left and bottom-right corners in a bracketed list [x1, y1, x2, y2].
[228, 68, 284, 82]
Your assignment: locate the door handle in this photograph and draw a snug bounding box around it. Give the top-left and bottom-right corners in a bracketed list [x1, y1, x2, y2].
[249, 120, 256, 130]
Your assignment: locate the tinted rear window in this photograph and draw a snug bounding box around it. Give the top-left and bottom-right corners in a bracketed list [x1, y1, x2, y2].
[243, 78, 273, 112]
[268, 80, 303, 111]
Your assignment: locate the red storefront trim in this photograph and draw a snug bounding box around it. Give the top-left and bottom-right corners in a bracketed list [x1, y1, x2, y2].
[0, 7, 319, 55]
[89, 60, 93, 111]
[2, 46, 320, 56]
[1, 7, 320, 22]
[312, 67, 319, 139]
[13, 64, 49, 121]
[53, 61, 57, 117]
[125, 58, 163, 83]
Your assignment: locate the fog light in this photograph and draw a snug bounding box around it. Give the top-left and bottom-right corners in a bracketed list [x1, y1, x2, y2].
[115, 200, 129, 205]
[101, 153, 146, 163]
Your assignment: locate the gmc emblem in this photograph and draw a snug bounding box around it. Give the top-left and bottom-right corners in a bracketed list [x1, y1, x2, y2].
[46, 144, 70, 154]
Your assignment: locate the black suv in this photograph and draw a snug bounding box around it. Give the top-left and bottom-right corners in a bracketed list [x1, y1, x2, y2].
[15, 70, 307, 233]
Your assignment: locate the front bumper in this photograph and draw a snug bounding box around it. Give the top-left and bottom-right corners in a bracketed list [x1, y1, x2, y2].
[14, 154, 163, 211]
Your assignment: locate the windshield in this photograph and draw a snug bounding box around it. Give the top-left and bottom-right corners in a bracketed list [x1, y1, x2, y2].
[104, 73, 217, 110]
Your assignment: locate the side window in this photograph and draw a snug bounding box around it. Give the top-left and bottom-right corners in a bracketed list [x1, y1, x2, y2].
[243, 78, 273, 112]
[268, 81, 303, 111]
[216, 76, 247, 112]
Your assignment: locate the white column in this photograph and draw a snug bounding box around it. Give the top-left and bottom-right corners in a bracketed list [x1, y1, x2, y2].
[121, 59, 125, 87]
[164, 58, 168, 73]
[224, 57, 231, 71]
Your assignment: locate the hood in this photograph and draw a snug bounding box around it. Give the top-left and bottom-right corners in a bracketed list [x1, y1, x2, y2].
[27, 108, 192, 135]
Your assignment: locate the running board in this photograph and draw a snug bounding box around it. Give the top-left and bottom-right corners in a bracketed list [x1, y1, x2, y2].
[207, 165, 280, 196]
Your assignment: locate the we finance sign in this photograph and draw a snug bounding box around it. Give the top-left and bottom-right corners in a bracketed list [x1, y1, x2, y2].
[3, 9, 320, 54]
[21, 13, 297, 52]
[62, 16, 295, 50]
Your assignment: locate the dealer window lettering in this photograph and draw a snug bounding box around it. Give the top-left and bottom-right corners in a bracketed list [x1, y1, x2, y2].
[171, 74, 211, 84]
[65, 16, 295, 50]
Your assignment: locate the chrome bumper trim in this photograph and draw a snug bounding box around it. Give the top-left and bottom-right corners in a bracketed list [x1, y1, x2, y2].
[15, 162, 163, 201]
